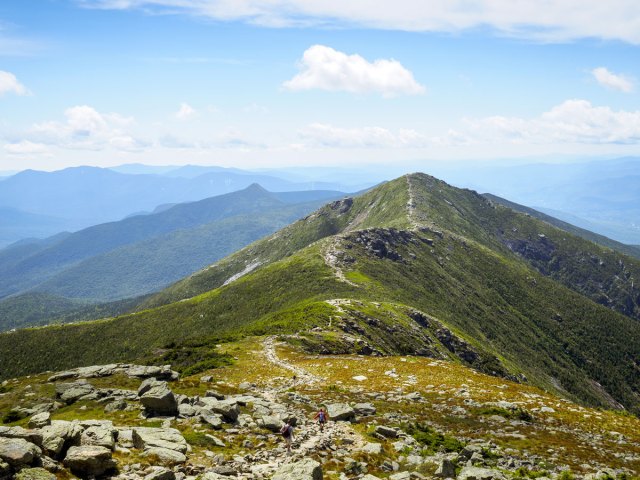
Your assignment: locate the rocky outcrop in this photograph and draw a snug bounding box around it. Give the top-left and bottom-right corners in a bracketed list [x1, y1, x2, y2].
[272, 458, 323, 480]
[138, 379, 178, 417]
[0, 438, 41, 467]
[326, 403, 355, 422]
[40, 421, 83, 459]
[132, 428, 188, 465]
[48, 364, 179, 383]
[63, 445, 116, 478]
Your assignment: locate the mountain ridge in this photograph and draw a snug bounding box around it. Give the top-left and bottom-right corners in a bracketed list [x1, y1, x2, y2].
[0, 173, 638, 416]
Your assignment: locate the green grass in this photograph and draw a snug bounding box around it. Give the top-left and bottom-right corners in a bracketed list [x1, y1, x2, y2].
[1, 173, 639, 417]
[403, 422, 464, 454]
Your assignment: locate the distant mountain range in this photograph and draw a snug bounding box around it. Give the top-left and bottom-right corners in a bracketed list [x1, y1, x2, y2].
[0, 165, 365, 247]
[1, 173, 638, 417]
[0, 185, 344, 330]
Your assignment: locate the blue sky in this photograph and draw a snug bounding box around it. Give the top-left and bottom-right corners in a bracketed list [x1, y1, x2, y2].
[1, 0, 640, 171]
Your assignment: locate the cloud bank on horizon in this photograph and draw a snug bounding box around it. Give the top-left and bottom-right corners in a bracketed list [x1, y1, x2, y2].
[1, 0, 640, 169]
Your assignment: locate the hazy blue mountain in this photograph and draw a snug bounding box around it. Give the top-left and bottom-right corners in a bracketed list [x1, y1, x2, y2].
[0, 207, 74, 248]
[0, 185, 344, 304]
[0, 166, 366, 246]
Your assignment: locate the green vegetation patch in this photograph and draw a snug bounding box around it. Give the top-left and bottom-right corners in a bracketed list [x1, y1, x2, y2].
[403, 422, 464, 454]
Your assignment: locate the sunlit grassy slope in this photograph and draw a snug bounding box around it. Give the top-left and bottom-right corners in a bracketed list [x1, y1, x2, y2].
[0, 173, 638, 416]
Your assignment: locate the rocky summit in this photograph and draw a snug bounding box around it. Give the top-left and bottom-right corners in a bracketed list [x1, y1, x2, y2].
[0, 337, 638, 479]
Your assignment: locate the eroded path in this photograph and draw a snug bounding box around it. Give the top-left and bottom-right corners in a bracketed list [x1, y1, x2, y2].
[258, 336, 365, 465]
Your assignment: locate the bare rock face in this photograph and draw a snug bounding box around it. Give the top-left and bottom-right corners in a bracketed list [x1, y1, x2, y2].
[55, 381, 96, 405]
[132, 427, 188, 465]
[28, 413, 50, 430]
[63, 445, 116, 478]
[40, 420, 83, 459]
[0, 437, 41, 467]
[272, 458, 323, 480]
[196, 398, 239, 422]
[138, 379, 178, 417]
[326, 403, 355, 422]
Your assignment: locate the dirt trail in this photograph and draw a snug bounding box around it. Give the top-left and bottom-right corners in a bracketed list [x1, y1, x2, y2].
[321, 237, 358, 287]
[262, 336, 322, 389]
[259, 336, 366, 464]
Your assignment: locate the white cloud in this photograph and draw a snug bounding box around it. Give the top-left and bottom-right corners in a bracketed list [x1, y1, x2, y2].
[465, 99, 640, 144]
[283, 45, 425, 97]
[4, 141, 49, 155]
[83, 1, 640, 44]
[175, 102, 196, 120]
[30, 105, 145, 151]
[300, 123, 428, 148]
[0, 70, 28, 96]
[592, 67, 634, 93]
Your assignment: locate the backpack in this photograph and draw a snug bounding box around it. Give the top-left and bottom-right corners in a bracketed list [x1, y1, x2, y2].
[281, 424, 291, 438]
[318, 411, 326, 422]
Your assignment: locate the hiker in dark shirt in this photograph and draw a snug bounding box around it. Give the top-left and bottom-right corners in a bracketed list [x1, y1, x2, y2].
[280, 419, 295, 453]
[313, 407, 329, 432]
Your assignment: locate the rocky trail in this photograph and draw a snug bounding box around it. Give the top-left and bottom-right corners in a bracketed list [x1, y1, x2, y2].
[0, 337, 638, 479]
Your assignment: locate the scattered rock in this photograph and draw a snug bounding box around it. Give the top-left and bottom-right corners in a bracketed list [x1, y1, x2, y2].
[257, 415, 283, 432]
[272, 458, 322, 480]
[326, 403, 355, 422]
[362, 442, 383, 455]
[132, 427, 188, 465]
[0, 437, 41, 467]
[55, 381, 96, 405]
[457, 466, 506, 480]
[374, 425, 399, 438]
[143, 466, 176, 480]
[354, 403, 376, 416]
[28, 412, 50, 429]
[40, 421, 83, 458]
[80, 425, 117, 450]
[138, 379, 178, 417]
[197, 398, 239, 422]
[435, 458, 457, 478]
[63, 445, 116, 478]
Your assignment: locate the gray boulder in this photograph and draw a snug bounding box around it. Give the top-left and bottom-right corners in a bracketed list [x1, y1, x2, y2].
[200, 413, 223, 430]
[138, 379, 178, 416]
[28, 413, 51, 430]
[435, 458, 457, 478]
[457, 467, 506, 480]
[128, 365, 179, 381]
[374, 425, 399, 438]
[132, 427, 187, 464]
[0, 426, 43, 447]
[178, 403, 196, 417]
[40, 420, 83, 458]
[55, 381, 96, 405]
[0, 437, 41, 467]
[80, 425, 117, 450]
[361, 442, 383, 455]
[143, 466, 176, 480]
[63, 445, 115, 478]
[197, 398, 239, 422]
[272, 458, 322, 480]
[354, 403, 377, 416]
[326, 403, 355, 422]
[257, 415, 283, 432]
[144, 447, 186, 465]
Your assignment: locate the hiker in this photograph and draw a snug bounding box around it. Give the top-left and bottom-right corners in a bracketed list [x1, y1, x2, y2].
[280, 419, 295, 453]
[314, 407, 329, 432]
